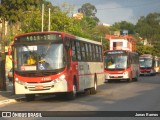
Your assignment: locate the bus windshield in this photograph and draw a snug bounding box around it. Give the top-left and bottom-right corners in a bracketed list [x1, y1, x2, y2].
[104, 55, 128, 70]
[139, 58, 153, 68]
[14, 43, 66, 71]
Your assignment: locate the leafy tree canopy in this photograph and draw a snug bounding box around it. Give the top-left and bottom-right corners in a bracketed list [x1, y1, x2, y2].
[0, 0, 39, 23]
[78, 3, 99, 24]
[1, 1, 160, 56]
[135, 12, 160, 45]
[110, 21, 135, 34]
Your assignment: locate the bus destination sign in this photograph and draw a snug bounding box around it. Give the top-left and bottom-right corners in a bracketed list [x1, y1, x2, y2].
[15, 34, 62, 42]
[107, 51, 125, 55]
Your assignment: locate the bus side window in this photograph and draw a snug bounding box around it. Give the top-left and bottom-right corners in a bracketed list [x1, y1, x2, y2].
[153, 59, 155, 67]
[130, 54, 133, 64]
[65, 37, 71, 69]
[99, 46, 102, 62]
[92, 44, 96, 61]
[80, 42, 86, 61]
[88, 44, 92, 61]
[65, 37, 70, 48]
[76, 41, 82, 61]
[71, 40, 77, 61]
[127, 54, 131, 67]
[95, 45, 99, 61]
[85, 43, 89, 61]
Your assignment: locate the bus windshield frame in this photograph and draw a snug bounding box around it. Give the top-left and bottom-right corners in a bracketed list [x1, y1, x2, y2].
[139, 58, 153, 68]
[13, 33, 67, 74]
[104, 51, 129, 70]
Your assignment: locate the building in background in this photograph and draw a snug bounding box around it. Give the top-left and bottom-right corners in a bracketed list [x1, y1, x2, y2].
[106, 35, 137, 52]
[73, 13, 83, 20]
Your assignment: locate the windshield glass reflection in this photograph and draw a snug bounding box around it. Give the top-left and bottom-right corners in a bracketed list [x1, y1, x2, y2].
[15, 43, 66, 71]
[104, 55, 128, 70]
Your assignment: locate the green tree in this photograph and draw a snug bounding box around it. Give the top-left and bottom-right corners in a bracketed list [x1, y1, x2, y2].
[92, 24, 110, 36]
[91, 24, 110, 50]
[136, 45, 152, 55]
[21, 9, 42, 32]
[136, 13, 160, 45]
[51, 11, 74, 32]
[78, 3, 97, 17]
[111, 21, 135, 34]
[20, 2, 83, 35]
[78, 3, 99, 24]
[135, 12, 160, 56]
[20, 0, 61, 32]
[0, 0, 38, 90]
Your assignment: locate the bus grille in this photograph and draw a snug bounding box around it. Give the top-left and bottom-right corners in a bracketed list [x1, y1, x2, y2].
[110, 76, 123, 78]
[25, 85, 54, 91]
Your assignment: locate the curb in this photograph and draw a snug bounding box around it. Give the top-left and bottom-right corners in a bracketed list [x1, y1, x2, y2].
[0, 97, 25, 106]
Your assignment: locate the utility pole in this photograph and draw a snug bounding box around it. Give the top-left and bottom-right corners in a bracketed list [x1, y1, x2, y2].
[48, 7, 51, 31]
[101, 35, 102, 43]
[41, 4, 44, 32]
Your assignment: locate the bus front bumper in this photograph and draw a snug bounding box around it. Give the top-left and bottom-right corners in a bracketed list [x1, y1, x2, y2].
[105, 72, 130, 80]
[140, 69, 156, 76]
[14, 78, 68, 94]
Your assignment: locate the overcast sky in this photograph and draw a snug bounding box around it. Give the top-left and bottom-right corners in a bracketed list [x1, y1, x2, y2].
[50, 0, 160, 25]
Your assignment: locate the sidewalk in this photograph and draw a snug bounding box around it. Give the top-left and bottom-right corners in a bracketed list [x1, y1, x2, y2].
[0, 81, 25, 106]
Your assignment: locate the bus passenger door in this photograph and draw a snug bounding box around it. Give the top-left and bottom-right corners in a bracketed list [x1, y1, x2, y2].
[84, 62, 91, 89]
[79, 62, 92, 89]
[78, 62, 86, 90]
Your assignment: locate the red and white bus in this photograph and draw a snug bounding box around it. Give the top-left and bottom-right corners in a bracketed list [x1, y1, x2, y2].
[104, 50, 139, 82]
[9, 31, 104, 101]
[139, 54, 159, 75]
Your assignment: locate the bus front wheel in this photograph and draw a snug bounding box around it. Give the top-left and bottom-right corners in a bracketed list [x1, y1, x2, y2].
[66, 83, 77, 100]
[90, 79, 97, 95]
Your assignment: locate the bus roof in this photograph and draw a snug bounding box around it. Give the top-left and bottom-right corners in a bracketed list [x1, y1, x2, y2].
[104, 50, 138, 54]
[75, 36, 102, 45]
[139, 54, 153, 57]
[13, 31, 102, 45]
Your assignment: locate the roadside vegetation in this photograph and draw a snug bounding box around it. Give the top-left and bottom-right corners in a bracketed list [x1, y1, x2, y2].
[0, 0, 160, 55]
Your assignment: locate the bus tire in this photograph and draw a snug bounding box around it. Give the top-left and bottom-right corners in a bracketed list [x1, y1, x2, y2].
[134, 76, 138, 81]
[55, 93, 65, 99]
[85, 89, 91, 95]
[66, 80, 77, 100]
[25, 94, 35, 101]
[90, 76, 97, 95]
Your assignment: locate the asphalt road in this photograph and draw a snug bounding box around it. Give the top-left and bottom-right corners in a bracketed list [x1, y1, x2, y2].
[0, 74, 160, 119]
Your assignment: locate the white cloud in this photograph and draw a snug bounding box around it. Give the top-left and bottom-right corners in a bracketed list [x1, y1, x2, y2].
[96, 2, 135, 25]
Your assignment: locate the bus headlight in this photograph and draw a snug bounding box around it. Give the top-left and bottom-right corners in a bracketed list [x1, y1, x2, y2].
[59, 74, 65, 79]
[150, 69, 155, 73]
[123, 71, 128, 75]
[105, 73, 110, 79]
[52, 74, 66, 84]
[15, 78, 26, 85]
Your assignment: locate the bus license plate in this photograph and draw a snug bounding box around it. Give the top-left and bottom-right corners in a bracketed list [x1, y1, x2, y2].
[35, 85, 44, 90]
[114, 76, 118, 78]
